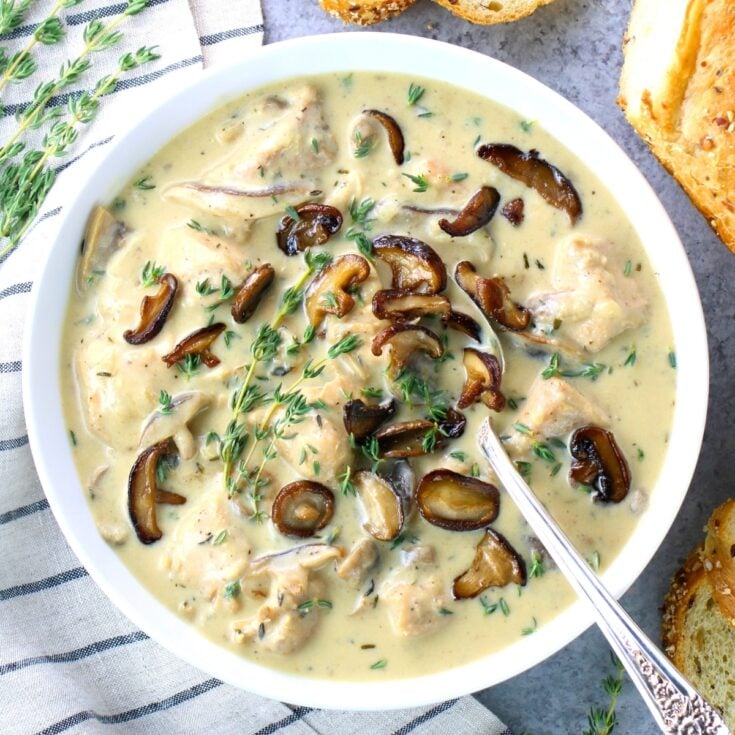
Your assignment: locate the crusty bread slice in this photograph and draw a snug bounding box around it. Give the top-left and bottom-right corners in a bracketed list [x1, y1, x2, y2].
[618, 0, 735, 254]
[704, 499, 735, 624]
[430, 0, 555, 24]
[662, 544, 735, 729]
[318, 0, 417, 25]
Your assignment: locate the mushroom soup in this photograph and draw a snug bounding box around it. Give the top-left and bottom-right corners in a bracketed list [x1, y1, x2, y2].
[61, 72, 675, 680]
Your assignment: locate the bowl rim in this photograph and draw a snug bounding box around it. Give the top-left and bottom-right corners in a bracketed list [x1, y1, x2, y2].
[23, 31, 709, 710]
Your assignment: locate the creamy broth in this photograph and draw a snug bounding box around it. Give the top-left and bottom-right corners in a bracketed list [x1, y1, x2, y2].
[61, 72, 675, 681]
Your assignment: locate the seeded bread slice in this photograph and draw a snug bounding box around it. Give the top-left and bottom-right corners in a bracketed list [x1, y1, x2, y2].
[429, 0, 555, 25]
[662, 544, 735, 729]
[318, 0, 417, 25]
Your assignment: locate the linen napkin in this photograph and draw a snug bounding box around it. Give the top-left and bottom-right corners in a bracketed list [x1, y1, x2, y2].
[0, 1, 510, 733]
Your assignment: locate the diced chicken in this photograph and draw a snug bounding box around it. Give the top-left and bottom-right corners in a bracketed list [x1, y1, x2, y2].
[505, 376, 609, 457]
[336, 538, 379, 588]
[527, 237, 649, 353]
[400, 544, 436, 568]
[381, 574, 449, 638]
[164, 85, 337, 232]
[160, 490, 251, 601]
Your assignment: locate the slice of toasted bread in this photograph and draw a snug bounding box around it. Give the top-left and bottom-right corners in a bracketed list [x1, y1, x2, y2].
[704, 499, 735, 623]
[429, 0, 555, 25]
[318, 0, 417, 25]
[618, 0, 735, 254]
[662, 544, 735, 728]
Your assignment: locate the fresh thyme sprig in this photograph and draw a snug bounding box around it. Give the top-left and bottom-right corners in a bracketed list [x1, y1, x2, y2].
[583, 653, 625, 735]
[0, 0, 33, 36]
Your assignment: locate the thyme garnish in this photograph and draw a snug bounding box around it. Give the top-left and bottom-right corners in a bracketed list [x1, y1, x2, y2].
[353, 130, 373, 158]
[583, 653, 625, 735]
[134, 175, 155, 190]
[407, 82, 425, 106]
[140, 260, 165, 287]
[158, 389, 173, 415]
[297, 598, 332, 616]
[541, 351, 606, 381]
[529, 550, 544, 578]
[402, 172, 429, 193]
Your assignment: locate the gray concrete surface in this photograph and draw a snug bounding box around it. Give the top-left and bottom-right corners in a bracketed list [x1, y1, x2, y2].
[262, 1, 735, 732]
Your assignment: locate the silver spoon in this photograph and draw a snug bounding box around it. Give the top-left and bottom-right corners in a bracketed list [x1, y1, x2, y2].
[479, 420, 730, 735]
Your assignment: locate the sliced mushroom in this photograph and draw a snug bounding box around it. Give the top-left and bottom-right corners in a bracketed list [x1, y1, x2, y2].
[123, 273, 178, 345]
[442, 310, 482, 342]
[458, 348, 506, 412]
[455, 261, 531, 331]
[138, 391, 211, 460]
[231, 264, 275, 323]
[478, 144, 582, 224]
[364, 109, 405, 165]
[453, 529, 527, 599]
[162, 323, 226, 369]
[438, 186, 501, 237]
[343, 398, 396, 442]
[437, 407, 467, 439]
[77, 205, 123, 291]
[569, 426, 631, 503]
[372, 290, 451, 322]
[371, 323, 444, 378]
[276, 202, 343, 256]
[417, 469, 499, 531]
[305, 253, 370, 327]
[501, 198, 525, 226]
[128, 439, 185, 545]
[271, 481, 335, 538]
[373, 235, 447, 294]
[354, 471, 404, 541]
[374, 419, 438, 458]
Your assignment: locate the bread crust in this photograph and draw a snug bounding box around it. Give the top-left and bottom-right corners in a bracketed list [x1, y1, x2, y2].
[704, 499, 735, 624]
[430, 0, 555, 25]
[618, 0, 735, 254]
[319, 0, 417, 25]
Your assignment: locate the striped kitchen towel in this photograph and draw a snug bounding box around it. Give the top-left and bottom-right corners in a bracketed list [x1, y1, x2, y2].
[0, 1, 509, 734]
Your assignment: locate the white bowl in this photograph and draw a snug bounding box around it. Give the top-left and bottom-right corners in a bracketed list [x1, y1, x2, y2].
[23, 33, 708, 710]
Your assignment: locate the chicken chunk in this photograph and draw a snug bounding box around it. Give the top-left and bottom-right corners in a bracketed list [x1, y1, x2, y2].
[336, 538, 379, 588]
[505, 376, 609, 457]
[527, 237, 649, 353]
[381, 574, 449, 638]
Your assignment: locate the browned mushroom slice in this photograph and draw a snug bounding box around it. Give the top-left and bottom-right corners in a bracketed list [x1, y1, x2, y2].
[271, 481, 335, 538]
[354, 471, 404, 541]
[276, 202, 343, 256]
[478, 144, 582, 224]
[305, 253, 370, 327]
[128, 439, 185, 545]
[123, 273, 178, 345]
[373, 235, 447, 294]
[77, 205, 124, 291]
[437, 407, 467, 439]
[374, 419, 438, 458]
[457, 348, 506, 412]
[371, 323, 444, 378]
[231, 264, 275, 323]
[364, 109, 405, 165]
[569, 426, 631, 503]
[453, 529, 526, 599]
[417, 469, 499, 531]
[455, 261, 531, 331]
[372, 290, 451, 322]
[442, 309, 482, 342]
[438, 186, 501, 237]
[162, 323, 226, 368]
[343, 398, 396, 442]
[501, 198, 525, 226]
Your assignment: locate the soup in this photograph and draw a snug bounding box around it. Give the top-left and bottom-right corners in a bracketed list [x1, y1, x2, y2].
[61, 71, 675, 681]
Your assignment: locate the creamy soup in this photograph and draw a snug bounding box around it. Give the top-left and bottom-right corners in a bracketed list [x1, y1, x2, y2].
[61, 72, 675, 681]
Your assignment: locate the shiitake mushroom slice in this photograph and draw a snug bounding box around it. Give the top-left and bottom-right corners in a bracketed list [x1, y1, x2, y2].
[372, 290, 451, 322]
[123, 273, 178, 345]
[162, 323, 226, 369]
[305, 253, 370, 327]
[501, 198, 525, 226]
[354, 471, 404, 542]
[373, 235, 447, 294]
[454, 261, 531, 331]
[231, 264, 275, 323]
[343, 398, 397, 442]
[372, 323, 444, 378]
[417, 469, 499, 531]
[437, 407, 467, 439]
[458, 348, 506, 412]
[271, 481, 335, 538]
[438, 186, 501, 237]
[374, 419, 437, 458]
[364, 109, 405, 165]
[477, 143, 582, 224]
[569, 426, 631, 503]
[128, 439, 185, 545]
[276, 202, 343, 256]
[452, 529, 526, 599]
[442, 309, 482, 342]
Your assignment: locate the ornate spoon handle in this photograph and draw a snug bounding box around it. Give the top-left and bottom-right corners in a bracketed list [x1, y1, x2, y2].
[479, 421, 730, 735]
